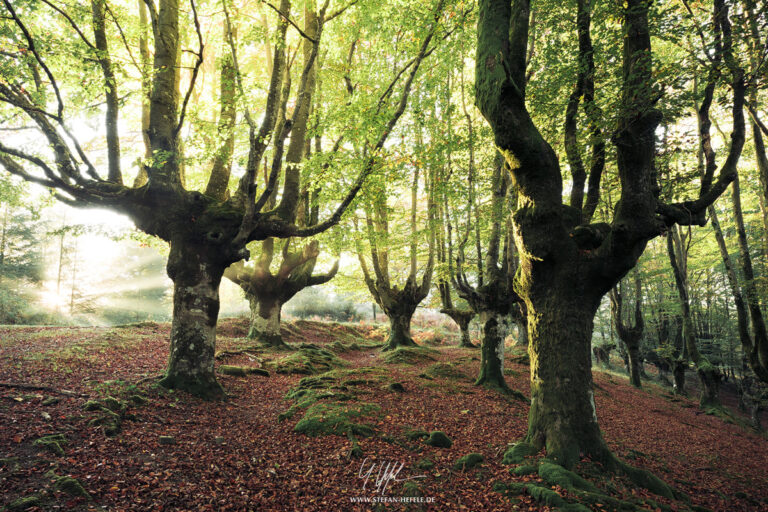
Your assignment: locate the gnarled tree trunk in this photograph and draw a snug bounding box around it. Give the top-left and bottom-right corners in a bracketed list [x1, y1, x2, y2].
[475, 312, 508, 391]
[159, 240, 227, 398]
[524, 290, 607, 468]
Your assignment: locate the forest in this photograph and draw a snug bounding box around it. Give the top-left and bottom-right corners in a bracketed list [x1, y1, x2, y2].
[0, 0, 767, 510]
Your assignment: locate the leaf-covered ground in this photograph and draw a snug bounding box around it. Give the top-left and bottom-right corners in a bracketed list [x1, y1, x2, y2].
[1, 319, 766, 511]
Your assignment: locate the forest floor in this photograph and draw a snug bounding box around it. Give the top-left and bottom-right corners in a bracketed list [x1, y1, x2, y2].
[0, 318, 766, 512]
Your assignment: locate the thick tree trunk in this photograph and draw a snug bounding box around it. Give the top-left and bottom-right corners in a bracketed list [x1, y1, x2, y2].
[523, 296, 609, 469]
[627, 342, 642, 388]
[673, 361, 687, 396]
[247, 295, 290, 349]
[159, 242, 225, 399]
[697, 366, 721, 408]
[459, 324, 473, 348]
[385, 312, 417, 350]
[475, 312, 508, 391]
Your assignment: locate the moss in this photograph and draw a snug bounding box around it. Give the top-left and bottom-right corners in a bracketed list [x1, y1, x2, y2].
[414, 458, 434, 470]
[293, 402, 380, 437]
[102, 396, 124, 412]
[82, 400, 103, 411]
[423, 362, 468, 380]
[405, 429, 430, 441]
[218, 365, 270, 377]
[617, 460, 675, 500]
[538, 461, 598, 493]
[453, 453, 484, 470]
[388, 382, 405, 392]
[53, 476, 91, 499]
[381, 347, 438, 365]
[268, 344, 346, 375]
[41, 397, 60, 406]
[524, 483, 567, 507]
[33, 434, 67, 456]
[129, 394, 149, 405]
[511, 464, 537, 476]
[569, 489, 639, 510]
[425, 431, 452, 448]
[502, 441, 538, 464]
[402, 481, 422, 497]
[7, 494, 42, 510]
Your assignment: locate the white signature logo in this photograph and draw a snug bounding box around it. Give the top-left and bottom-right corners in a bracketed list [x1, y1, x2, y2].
[357, 458, 426, 495]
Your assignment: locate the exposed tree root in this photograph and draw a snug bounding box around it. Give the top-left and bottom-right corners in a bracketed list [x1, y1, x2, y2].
[0, 382, 86, 397]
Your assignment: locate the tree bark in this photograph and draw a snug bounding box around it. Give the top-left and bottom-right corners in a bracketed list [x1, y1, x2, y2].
[525, 294, 607, 469]
[475, 312, 508, 391]
[247, 295, 289, 349]
[385, 311, 417, 350]
[627, 343, 642, 388]
[159, 241, 226, 399]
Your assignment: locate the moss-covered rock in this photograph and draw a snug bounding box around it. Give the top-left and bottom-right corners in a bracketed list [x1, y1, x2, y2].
[53, 476, 91, 499]
[511, 464, 537, 476]
[405, 428, 430, 441]
[453, 453, 484, 470]
[538, 461, 598, 493]
[502, 441, 538, 464]
[388, 382, 405, 392]
[423, 362, 468, 380]
[82, 400, 103, 411]
[294, 402, 380, 437]
[414, 458, 434, 470]
[32, 434, 67, 456]
[382, 347, 438, 365]
[41, 397, 60, 406]
[402, 481, 422, 497]
[7, 494, 42, 510]
[425, 431, 452, 448]
[268, 344, 346, 375]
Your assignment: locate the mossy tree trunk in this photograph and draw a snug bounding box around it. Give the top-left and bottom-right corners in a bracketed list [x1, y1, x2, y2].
[475, 312, 509, 391]
[668, 228, 721, 407]
[247, 295, 286, 348]
[475, 0, 744, 473]
[385, 309, 417, 350]
[610, 273, 644, 388]
[442, 308, 475, 348]
[523, 286, 608, 468]
[159, 239, 227, 398]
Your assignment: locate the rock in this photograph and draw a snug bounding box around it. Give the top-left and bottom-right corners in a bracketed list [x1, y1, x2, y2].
[453, 452, 484, 470]
[425, 431, 452, 448]
[8, 494, 42, 510]
[53, 476, 91, 499]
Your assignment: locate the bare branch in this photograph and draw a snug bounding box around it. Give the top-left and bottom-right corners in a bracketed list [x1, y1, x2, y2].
[175, 0, 204, 135]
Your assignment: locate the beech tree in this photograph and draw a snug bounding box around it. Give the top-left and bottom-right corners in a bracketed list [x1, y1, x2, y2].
[453, 153, 519, 392]
[0, 0, 444, 397]
[610, 272, 645, 388]
[476, 0, 745, 481]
